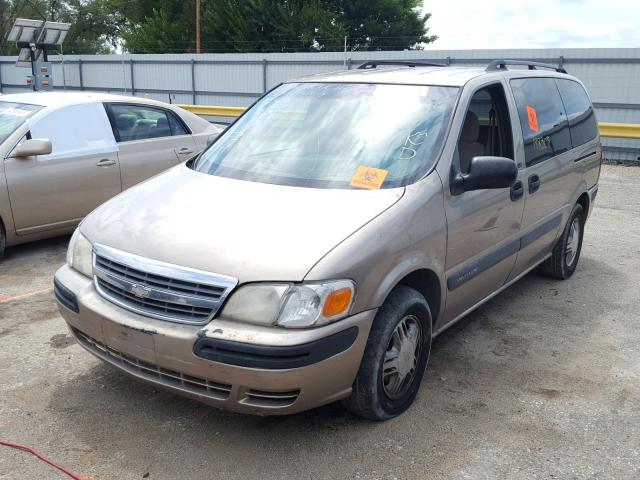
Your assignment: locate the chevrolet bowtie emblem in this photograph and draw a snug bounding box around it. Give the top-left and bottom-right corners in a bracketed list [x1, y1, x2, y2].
[130, 284, 152, 299]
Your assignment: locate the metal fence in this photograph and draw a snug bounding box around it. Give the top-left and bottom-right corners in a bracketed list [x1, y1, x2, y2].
[1, 48, 639, 162]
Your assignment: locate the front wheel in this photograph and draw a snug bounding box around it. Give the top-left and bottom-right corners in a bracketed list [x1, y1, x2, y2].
[539, 203, 585, 279]
[342, 286, 432, 420]
[0, 221, 5, 260]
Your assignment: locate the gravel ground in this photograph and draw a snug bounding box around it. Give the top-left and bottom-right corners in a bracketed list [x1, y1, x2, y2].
[1, 164, 639, 480]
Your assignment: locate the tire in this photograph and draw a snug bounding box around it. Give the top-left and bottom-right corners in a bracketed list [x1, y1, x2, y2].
[342, 286, 432, 421]
[0, 221, 5, 260]
[539, 203, 585, 280]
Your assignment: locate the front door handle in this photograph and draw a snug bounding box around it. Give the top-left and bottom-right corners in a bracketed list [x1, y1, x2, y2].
[510, 180, 524, 201]
[528, 174, 540, 194]
[96, 159, 116, 167]
[176, 147, 194, 155]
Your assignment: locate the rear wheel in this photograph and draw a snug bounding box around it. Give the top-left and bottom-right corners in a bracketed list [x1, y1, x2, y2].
[540, 203, 585, 279]
[342, 286, 432, 420]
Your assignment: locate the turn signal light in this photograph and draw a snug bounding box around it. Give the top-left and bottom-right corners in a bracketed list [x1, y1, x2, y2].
[323, 288, 353, 317]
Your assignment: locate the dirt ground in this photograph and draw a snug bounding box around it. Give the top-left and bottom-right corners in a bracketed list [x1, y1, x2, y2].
[1, 164, 639, 480]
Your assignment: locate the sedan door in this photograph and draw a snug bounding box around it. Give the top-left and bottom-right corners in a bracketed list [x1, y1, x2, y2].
[4, 102, 121, 235]
[105, 103, 198, 190]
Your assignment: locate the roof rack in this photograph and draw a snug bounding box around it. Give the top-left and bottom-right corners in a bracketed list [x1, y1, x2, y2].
[486, 59, 567, 74]
[357, 60, 447, 69]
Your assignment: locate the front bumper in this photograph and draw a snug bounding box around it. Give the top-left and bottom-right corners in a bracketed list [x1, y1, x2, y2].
[54, 265, 376, 415]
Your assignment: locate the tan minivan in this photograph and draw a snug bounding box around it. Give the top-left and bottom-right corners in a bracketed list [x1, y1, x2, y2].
[54, 60, 601, 420]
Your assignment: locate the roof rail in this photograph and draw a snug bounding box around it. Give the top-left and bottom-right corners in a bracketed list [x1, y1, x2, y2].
[357, 60, 447, 70]
[486, 59, 567, 74]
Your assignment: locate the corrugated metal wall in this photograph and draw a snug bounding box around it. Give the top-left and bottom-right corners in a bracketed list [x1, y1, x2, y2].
[1, 48, 638, 162]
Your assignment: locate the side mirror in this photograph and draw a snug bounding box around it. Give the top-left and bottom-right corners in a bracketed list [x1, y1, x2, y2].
[10, 139, 53, 158]
[450, 156, 517, 195]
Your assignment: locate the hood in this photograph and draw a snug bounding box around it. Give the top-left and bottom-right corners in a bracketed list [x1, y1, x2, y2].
[81, 164, 404, 283]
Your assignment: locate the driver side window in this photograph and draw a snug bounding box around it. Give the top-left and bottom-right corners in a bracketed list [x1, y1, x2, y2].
[458, 84, 514, 174]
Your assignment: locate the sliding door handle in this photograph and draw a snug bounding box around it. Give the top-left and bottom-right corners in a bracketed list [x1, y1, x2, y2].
[528, 175, 540, 194]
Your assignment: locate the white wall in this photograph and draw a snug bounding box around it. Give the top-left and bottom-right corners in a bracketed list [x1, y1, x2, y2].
[1, 48, 638, 161]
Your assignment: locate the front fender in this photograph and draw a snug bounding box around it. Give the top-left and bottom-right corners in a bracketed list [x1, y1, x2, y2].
[305, 174, 447, 320]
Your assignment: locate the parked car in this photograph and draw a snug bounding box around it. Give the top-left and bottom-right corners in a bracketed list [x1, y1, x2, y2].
[54, 60, 601, 420]
[0, 92, 222, 257]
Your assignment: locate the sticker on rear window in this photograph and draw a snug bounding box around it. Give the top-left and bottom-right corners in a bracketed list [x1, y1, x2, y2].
[526, 105, 539, 132]
[350, 166, 388, 190]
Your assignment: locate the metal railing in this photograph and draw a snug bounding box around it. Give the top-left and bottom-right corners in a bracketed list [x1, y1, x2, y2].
[175, 104, 245, 117]
[598, 123, 640, 140]
[177, 104, 640, 140]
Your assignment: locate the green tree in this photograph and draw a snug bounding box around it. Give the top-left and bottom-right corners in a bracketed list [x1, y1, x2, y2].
[3, 0, 437, 55]
[59, 0, 122, 54]
[121, 7, 192, 53]
[116, 0, 436, 53]
[202, 0, 347, 53]
[328, 0, 437, 50]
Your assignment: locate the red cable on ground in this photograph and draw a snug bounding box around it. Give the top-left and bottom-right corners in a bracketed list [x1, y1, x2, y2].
[0, 440, 83, 480]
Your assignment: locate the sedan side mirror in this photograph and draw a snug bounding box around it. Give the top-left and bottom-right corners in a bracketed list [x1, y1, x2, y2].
[10, 139, 53, 158]
[450, 156, 517, 195]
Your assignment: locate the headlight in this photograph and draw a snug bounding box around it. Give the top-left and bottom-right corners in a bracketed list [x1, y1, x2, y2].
[67, 228, 93, 277]
[221, 280, 355, 328]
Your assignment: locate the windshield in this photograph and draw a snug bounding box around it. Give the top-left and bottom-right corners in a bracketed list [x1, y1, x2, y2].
[0, 102, 42, 144]
[194, 82, 459, 189]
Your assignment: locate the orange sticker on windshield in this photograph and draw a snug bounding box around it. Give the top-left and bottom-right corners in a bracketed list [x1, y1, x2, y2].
[526, 105, 539, 132]
[350, 166, 388, 190]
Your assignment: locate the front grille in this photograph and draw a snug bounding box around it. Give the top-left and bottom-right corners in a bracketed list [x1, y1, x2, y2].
[95, 256, 227, 300]
[92, 244, 237, 325]
[73, 328, 232, 401]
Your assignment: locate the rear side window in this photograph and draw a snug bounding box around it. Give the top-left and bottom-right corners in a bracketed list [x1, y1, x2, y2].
[108, 104, 189, 142]
[555, 79, 598, 147]
[510, 78, 572, 166]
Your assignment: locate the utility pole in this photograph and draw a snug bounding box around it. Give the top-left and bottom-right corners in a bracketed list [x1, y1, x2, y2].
[195, 0, 201, 54]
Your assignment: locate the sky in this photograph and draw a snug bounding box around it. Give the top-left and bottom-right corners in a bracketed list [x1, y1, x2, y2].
[421, 0, 640, 50]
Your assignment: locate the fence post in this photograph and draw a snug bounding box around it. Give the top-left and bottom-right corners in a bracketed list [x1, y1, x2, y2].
[347, 58, 352, 70]
[78, 59, 83, 90]
[191, 59, 196, 104]
[129, 59, 135, 94]
[262, 59, 267, 93]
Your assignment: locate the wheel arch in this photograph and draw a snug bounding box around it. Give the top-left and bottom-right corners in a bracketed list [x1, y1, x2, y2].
[576, 191, 590, 218]
[393, 268, 443, 326]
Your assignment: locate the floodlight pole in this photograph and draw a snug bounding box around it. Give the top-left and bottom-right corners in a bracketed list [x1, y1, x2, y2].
[17, 41, 38, 91]
[195, 0, 201, 54]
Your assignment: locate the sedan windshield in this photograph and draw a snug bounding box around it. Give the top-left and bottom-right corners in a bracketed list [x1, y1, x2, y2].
[0, 102, 43, 144]
[194, 82, 458, 189]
